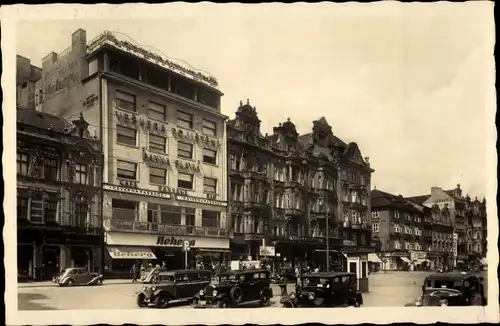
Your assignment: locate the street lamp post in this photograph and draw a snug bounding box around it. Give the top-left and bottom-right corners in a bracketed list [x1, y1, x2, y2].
[326, 206, 330, 272]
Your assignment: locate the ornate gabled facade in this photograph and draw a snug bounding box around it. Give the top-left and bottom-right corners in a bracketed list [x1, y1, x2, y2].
[17, 108, 103, 281]
[228, 103, 374, 292]
[464, 196, 487, 264]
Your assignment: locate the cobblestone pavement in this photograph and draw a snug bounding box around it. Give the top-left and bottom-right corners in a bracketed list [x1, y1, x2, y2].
[18, 271, 486, 310]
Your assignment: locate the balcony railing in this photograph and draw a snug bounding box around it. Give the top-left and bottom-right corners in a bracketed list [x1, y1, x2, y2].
[104, 219, 228, 237]
[343, 239, 357, 246]
[112, 208, 138, 221]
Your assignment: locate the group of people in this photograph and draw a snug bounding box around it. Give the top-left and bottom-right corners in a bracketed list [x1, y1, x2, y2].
[130, 261, 167, 283]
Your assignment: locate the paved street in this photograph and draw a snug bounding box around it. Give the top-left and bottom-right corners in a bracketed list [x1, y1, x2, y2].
[17, 271, 486, 310]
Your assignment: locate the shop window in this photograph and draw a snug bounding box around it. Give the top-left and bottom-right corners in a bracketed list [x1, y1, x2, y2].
[30, 199, 43, 223]
[17, 197, 29, 220]
[148, 101, 166, 121]
[177, 172, 194, 189]
[74, 163, 88, 184]
[116, 160, 137, 180]
[115, 90, 136, 112]
[177, 111, 193, 129]
[203, 177, 217, 194]
[116, 125, 137, 146]
[44, 158, 58, 181]
[202, 210, 219, 228]
[185, 208, 196, 227]
[17, 153, 29, 176]
[203, 148, 217, 165]
[112, 199, 138, 220]
[159, 205, 182, 225]
[44, 200, 58, 223]
[149, 167, 167, 185]
[178, 141, 193, 159]
[202, 119, 216, 136]
[149, 134, 166, 153]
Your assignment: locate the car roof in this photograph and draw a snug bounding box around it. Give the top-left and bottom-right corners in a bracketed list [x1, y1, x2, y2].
[158, 269, 212, 276]
[425, 272, 473, 281]
[220, 269, 270, 276]
[304, 272, 355, 278]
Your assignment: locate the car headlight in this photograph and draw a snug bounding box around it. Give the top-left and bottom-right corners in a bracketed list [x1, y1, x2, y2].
[199, 290, 204, 296]
[308, 292, 315, 300]
[213, 290, 218, 296]
[151, 286, 156, 291]
[290, 292, 296, 299]
[142, 286, 147, 290]
[415, 297, 422, 306]
[440, 299, 448, 306]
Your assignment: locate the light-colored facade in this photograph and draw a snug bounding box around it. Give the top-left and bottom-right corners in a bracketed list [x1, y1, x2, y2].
[36, 29, 229, 276]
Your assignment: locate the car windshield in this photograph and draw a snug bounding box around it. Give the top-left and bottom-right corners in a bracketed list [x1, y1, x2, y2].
[303, 277, 329, 286]
[219, 274, 237, 282]
[425, 279, 462, 290]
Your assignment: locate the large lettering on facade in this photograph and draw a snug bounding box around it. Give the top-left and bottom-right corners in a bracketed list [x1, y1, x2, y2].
[43, 60, 80, 100]
[157, 236, 196, 247]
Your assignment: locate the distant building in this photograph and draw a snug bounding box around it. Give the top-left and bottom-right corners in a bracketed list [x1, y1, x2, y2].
[17, 107, 103, 281]
[464, 196, 487, 264]
[36, 29, 229, 276]
[16, 55, 42, 110]
[406, 184, 486, 268]
[371, 189, 437, 270]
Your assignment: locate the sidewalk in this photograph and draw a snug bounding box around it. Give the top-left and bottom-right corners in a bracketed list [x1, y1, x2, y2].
[18, 279, 135, 288]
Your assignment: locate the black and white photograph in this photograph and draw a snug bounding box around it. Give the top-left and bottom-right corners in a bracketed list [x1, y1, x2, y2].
[1, 2, 498, 325]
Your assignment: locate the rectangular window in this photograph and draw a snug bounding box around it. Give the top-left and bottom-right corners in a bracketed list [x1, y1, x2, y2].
[44, 200, 57, 223]
[202, 210, 219, 228]
[202, 119, 216, 136]
[88, 58, 98, 76]
[372, 223, 379, 233]
[117, 160, 137, 180]
[44, 158, 58, 181]
[372, 209, 379, 219]
[17, 153, 29, 176]
[116, 125, 137, 146]
[202, 148, 217, 165]
[351, 211, 357, 224]
[203, 177, 217, 193]
[394, 211, 400, 219]
[74, 164, 87, 184]
[178, 141, 193, 159]
[116, 90, 136, 112]
[177, 111, 193, 129]
[148, 101, 166, 121]
[149, 167, 167, 185]
[17, 197, 29, 220]
[75, 203, 88, 226]
[178, 172, 194, 189]
[149, 134, 166, 153]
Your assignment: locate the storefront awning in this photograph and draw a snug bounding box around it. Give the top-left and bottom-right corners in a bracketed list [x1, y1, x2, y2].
[368, 253, 383, 263]
[107, 246, 157, 260]
[399, 257, 411, 263]
[198, 248, 231, 253]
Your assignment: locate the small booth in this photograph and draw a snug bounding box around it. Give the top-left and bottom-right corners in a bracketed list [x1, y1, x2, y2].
[345, 252, 370, 293]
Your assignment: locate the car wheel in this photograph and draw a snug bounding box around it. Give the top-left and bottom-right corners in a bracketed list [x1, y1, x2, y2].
[67, 279, 75, 287]
[136, 293, 148, 308]
[260, 292, 270, 306]
[354, 300, 361, 307]
[218, 298, 230, 308]
[282, 301, 295, 308]
[471, 294, 482, 306]
[229, 286, 243, 304]
[155, 295, 169, 309]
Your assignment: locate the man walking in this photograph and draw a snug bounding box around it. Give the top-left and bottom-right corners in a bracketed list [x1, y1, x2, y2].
[131, 263, 139, 283]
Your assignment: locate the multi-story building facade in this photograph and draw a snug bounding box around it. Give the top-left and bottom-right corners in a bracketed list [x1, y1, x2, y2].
[16, 55, 42, 110]
[406, 184, 485, 268]
[228, 109, 374, 291]
[465, 196, 487, 265]
[37, 29, 229, 277]
[17, 107, 103, 281]
[371, 189, 433, 270]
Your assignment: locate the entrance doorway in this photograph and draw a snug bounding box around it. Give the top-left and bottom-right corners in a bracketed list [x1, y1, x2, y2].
[42, 246, 60, 280]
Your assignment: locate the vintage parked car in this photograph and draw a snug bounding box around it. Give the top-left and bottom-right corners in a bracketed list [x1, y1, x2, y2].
[192, 269, 273, 308]
[140, 267, 167, 283]
[55, 267, 104, 286]
[136, 270, 212, 308]
[280, 272, 363, 308]
[405, 272, 487, 307]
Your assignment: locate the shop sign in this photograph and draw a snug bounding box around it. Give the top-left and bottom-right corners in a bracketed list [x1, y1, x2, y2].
[119, 179, 138, 188]
[206, 193, 217, 200]
[103, 184, 171, 199]
[83, 94, 99, 108]
[171, 127, 221, 149]
[176, 195, 227, 207]
[174, 159, 200, 173]
[111, 250, 155, 259]
[115, 110, 167, 135]
[158, 186, 188, 196]
[143, 150, 170, 166]
[259, 246, 275, 256]
[410, 251, 427, 260]
[157, 236, 196, 247]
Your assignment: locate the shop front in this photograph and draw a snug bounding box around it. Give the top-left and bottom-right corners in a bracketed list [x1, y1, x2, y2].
[104, 232, 230, 278]
[410, 251, 432, 271]
[380, 252, 410, 271]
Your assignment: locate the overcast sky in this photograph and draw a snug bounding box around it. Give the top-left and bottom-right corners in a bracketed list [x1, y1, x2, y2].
[14, 3, 495, 198]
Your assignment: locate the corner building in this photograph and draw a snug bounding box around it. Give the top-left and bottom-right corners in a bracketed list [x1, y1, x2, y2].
[38, 29, 229, 277]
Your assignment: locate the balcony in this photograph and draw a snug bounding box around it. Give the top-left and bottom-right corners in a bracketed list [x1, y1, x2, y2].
[285, 180, 301, 188]
[229, 169, 245, 178]
[104, 219, 228, 237]
[243, 171, 268, 182]
[285, 208, 303, 217]
[343, 239, 357, 247]
[243, 232, 265, 241]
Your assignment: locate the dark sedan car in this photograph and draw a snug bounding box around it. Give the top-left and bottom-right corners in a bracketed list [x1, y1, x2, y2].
[55, 267, 103, 286]
[280, 272, 363, 308]
[405, 272, 487, 307]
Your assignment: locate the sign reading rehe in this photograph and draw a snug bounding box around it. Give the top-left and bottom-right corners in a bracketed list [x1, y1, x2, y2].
[157, 236, 196, 247]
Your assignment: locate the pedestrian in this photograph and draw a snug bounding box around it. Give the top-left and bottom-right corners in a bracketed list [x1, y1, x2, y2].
[162, 261, 167, 269]
[131, 263, 138, 283]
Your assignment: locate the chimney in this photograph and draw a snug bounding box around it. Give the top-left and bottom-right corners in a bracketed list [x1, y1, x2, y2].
[430, 186, 440, 195]
[72, 28, 87, 46]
